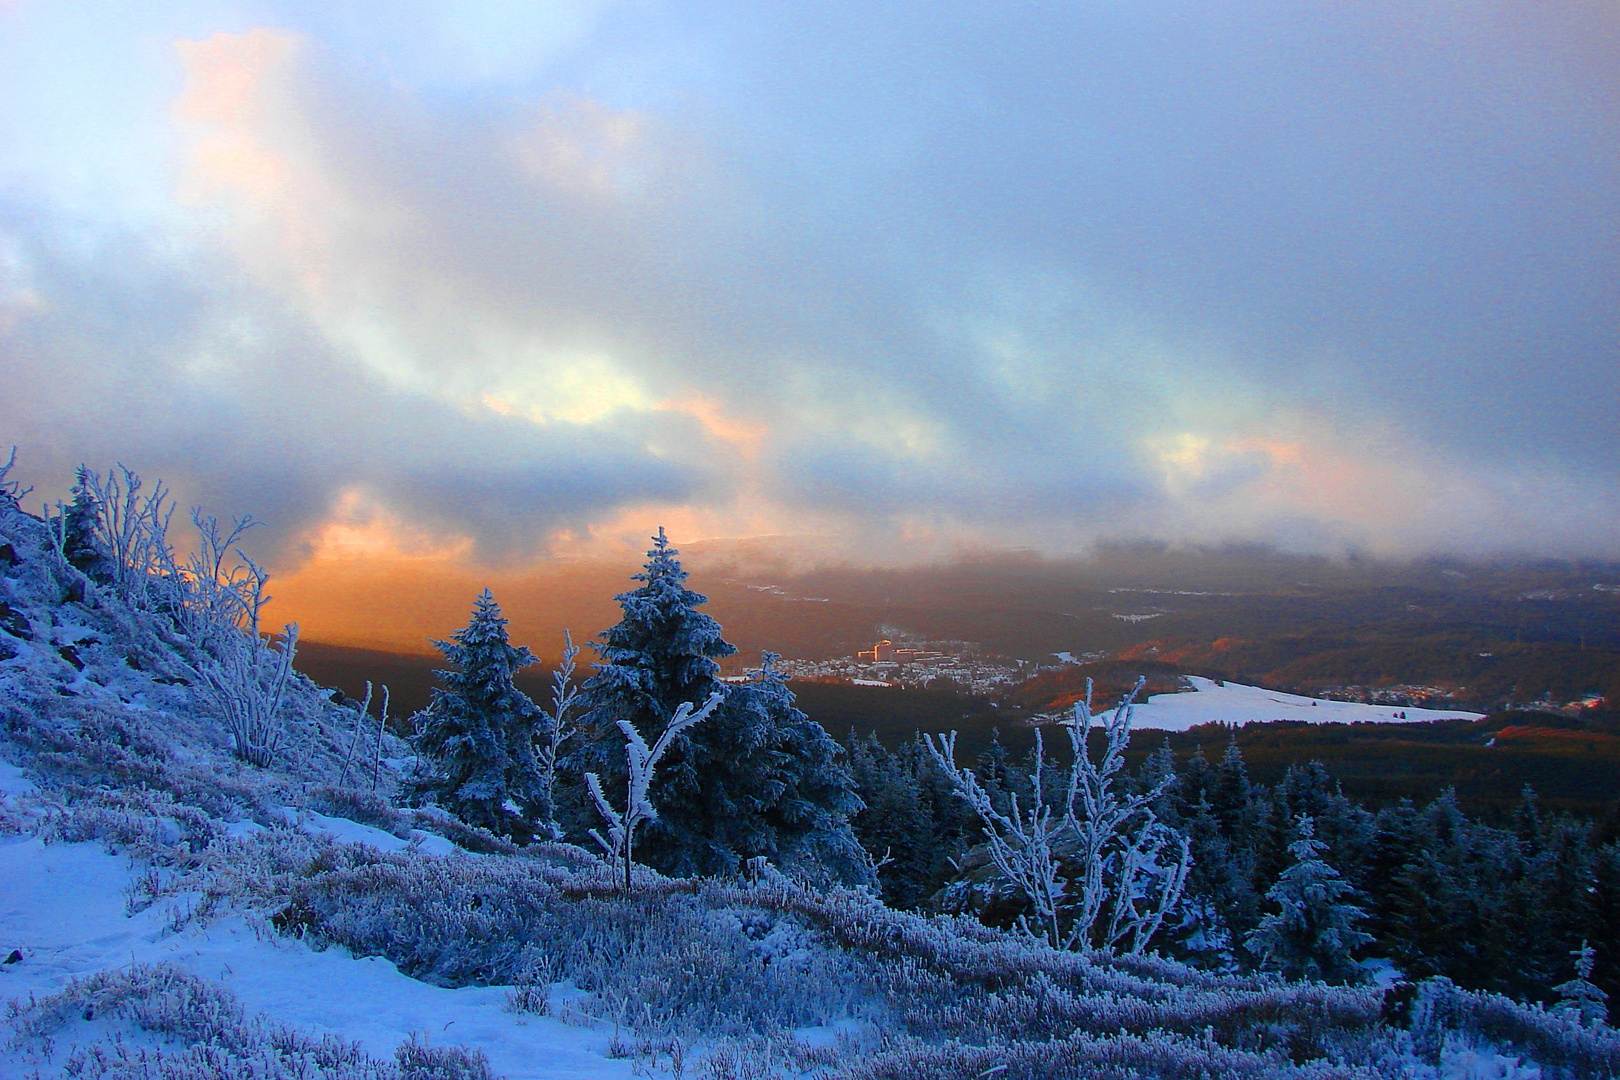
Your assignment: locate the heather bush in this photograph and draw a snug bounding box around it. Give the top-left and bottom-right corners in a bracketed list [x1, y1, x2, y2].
[167, 825, 870, 1037]
[4, 962, 492, 1080]
[1410, 976, 1620, 1079]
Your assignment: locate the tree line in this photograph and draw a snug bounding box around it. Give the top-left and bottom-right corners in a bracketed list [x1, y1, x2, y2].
[842, 720, 1619, 1014]
[403, 528, 872, 889]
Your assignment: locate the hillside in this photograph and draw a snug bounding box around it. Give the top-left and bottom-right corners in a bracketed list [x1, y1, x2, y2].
[4, 467, 1620, 1078]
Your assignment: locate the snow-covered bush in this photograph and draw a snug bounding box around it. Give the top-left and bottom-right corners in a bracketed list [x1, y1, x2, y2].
[5, 962, 491, 1080]
[586, 688, 724, 890]
[195, 621, 301, 767]
[155, 824, 870, 1038]
[1410, 977, 1620, 1079]
[926, 678, 1191, 953]
[3, 460, 366, 778]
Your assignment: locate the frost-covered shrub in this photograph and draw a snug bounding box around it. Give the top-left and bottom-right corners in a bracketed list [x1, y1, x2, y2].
[1, 701, 260, 821]
[393, 1034, 495, 1080]
[177, 826, 870, 1037]
[195, 621, 301, 768]
[35, 783, 223, 856]
[2, 461, 398, 787]
[1411, 977, 1620, 1079]
[1, 962, 483, 1080]
[926, 677, 1190, 954]
[832, 1026, 1373, 1080]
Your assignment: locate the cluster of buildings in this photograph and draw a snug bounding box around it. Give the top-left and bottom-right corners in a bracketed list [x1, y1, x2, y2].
[776, 636, 1032, 695]
[1314, 684, 1473, 709]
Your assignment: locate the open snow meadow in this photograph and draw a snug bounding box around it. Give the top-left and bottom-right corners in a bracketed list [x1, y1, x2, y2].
[1127, 679, 1483, 733]
[2, 460, 1618, 1079]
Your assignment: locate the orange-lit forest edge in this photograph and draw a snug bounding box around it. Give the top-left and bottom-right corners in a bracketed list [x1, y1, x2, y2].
[294, 543, 1620, 818]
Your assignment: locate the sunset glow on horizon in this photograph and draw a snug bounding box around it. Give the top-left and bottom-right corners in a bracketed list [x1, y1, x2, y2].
[4, 0, 1618, 634]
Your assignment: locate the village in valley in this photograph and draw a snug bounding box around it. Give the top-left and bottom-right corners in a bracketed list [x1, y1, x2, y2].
[770, 630, 1039, 695]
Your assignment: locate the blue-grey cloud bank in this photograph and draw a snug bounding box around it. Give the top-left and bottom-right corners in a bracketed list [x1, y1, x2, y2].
[1, 0, 1616, 565]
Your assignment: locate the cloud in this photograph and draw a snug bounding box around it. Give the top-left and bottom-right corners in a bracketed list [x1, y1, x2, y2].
[1, 4, 1617, 571]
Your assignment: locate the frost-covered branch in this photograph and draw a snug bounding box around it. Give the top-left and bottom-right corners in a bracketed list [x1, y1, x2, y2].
[68, 465, 176, 609]
[49, 467, 268, 646]
[928, 678, 1191, 955]
[177, 510, 271, 641]
[0, 446, 30, 507]
[536, 630, 581, 840]
[586, 690, 724, 891]
[196, 623, 300, 768]
[926, 727, 1067, 948]
[1061, 679, 1191, 954]
[371, 684, 390, 793]
[337, 682, 375, 789]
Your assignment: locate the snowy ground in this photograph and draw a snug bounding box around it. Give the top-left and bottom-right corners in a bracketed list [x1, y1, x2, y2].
[0, 765, 648, 1080]
[1124, 676, 1483, 732]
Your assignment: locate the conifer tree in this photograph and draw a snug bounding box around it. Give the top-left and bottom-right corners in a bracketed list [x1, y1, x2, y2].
[58, 466, 115, 584]
[729, 653, 872, 888]
[1364, 799, 1420, 952]
[845, 731, 973, 907]
[1555, 941, 1610, 1027]
[406, 590, 547, 841]
[564, 528, 737, 873]
[1245, 816, 1373, 984]
[566, 530, 870, 886]
[1210, 736, 1254, 837]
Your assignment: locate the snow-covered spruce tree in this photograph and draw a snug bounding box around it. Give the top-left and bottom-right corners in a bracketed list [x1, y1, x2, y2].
[55, 466, 116, 585]
[1555, 940, 1610, 1027]
[725, 653, 874, 888]
[565, 529, 872, 883]
[1244, 816, 1373, 984]
[562, 528, 737, 873]
[406, 589, 548, 841]
[926, 679, 1191, 953]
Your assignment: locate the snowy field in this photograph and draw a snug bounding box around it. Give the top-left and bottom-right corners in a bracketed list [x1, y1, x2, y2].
[1124, 677, 1483, 732]
[0, 763, 639, 1080]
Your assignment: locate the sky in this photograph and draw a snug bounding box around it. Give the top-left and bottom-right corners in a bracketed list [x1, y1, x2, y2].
[2, 0, 1618, 615]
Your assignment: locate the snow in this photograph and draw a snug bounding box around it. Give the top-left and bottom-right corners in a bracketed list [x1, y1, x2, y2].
[0, 835, 643, 1079]
[0, 758, 36, 798]
[1121, 676, 1483, 732]
[271, 807, 460, 857]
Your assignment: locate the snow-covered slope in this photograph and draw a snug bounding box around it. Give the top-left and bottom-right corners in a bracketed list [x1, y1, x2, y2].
[0, 832, 638, 1080]
[1128, 677, 1483, 732]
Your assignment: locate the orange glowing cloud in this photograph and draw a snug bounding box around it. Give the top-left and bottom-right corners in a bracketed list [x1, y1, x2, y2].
[177, 29, 306, 210]
[172, 29, 349, 300]
[659, 395, 770, 463]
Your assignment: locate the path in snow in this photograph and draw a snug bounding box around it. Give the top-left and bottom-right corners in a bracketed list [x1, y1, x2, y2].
[1121, 676, 1483, 732]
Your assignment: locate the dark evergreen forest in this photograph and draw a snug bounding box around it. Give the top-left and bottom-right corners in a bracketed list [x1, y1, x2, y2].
[842, 726, 1620, 1019]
